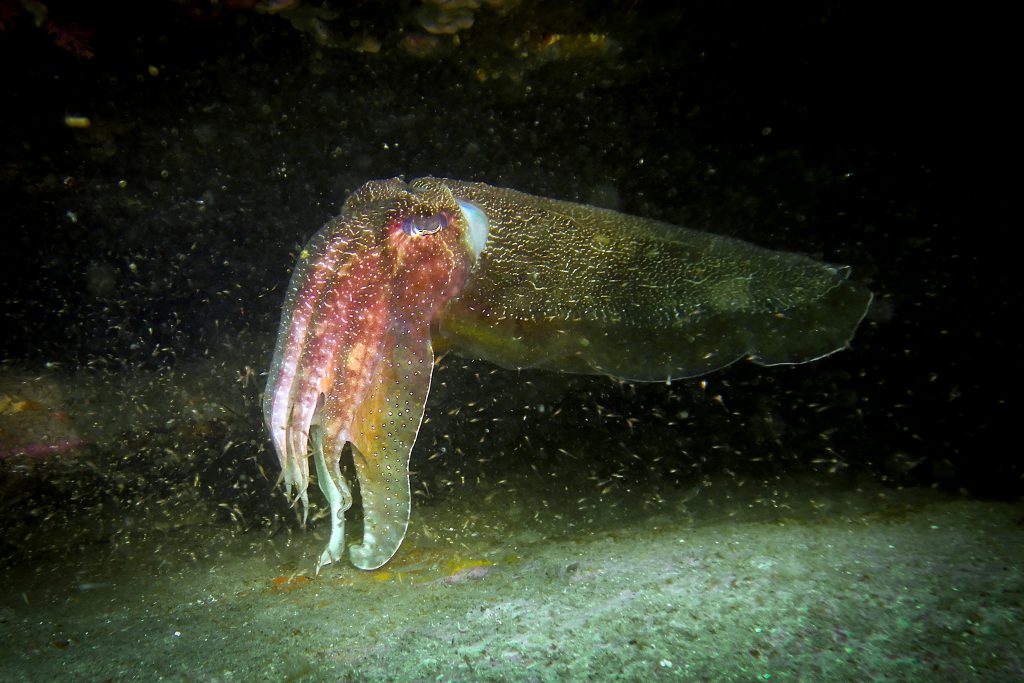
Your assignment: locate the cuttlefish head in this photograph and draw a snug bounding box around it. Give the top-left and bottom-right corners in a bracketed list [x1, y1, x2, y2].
[263, 177, 489, 569]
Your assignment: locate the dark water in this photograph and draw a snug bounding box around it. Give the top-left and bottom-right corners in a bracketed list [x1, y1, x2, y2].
[0, 1, 1017, 679]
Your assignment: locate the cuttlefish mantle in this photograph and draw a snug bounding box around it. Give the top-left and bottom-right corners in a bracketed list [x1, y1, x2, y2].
[263, 177, 872, 571]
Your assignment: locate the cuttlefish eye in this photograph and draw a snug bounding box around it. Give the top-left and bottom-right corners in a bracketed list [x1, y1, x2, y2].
[402, 212, 448, 237]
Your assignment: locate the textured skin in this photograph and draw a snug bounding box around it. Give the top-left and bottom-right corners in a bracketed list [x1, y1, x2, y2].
[434, 179, 872, 380]
[264, 177, 872, 570]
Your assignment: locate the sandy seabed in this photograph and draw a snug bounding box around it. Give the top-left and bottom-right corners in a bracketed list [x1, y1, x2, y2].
[2, 474, 1020, 682]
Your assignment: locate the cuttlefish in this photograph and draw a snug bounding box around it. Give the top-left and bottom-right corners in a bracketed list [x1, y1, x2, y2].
[264, 177, 872, 572]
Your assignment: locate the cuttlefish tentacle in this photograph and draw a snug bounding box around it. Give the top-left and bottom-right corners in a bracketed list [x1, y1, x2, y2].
[311, 419, 351, 573]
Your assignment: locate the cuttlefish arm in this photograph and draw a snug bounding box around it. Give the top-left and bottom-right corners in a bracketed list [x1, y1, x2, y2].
[264, 177, 871, 571]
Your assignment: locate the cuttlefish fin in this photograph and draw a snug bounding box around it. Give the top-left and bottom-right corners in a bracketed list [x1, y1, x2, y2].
[347, 322, 433, 570]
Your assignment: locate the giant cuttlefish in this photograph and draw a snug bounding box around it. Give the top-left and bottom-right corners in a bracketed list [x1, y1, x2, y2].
[264, 177, 872, 572]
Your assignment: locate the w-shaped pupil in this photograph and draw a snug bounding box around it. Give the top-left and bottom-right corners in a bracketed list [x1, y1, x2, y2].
[402, 213, 448, 237]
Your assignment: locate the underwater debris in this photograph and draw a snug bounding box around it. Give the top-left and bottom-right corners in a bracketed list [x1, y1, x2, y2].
[0, 370, 84, 462]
